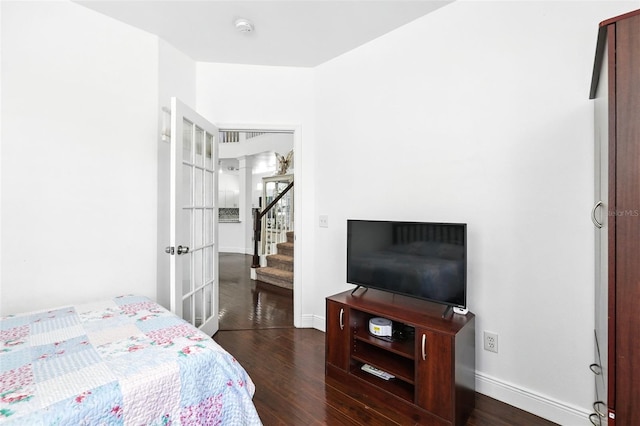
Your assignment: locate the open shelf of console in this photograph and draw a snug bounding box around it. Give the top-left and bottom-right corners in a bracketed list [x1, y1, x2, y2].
[325, 288, 475, 426]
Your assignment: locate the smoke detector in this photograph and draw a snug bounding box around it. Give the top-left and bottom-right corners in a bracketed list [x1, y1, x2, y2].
[235, 18, 254, 33]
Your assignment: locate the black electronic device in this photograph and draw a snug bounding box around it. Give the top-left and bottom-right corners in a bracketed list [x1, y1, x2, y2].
[347, 219, 467, 309]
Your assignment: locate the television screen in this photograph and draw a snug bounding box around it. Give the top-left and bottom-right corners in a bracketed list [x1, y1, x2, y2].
[347, 220, 467, 308]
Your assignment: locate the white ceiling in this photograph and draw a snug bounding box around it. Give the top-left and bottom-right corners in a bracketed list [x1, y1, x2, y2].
[75, 0, 453, 67]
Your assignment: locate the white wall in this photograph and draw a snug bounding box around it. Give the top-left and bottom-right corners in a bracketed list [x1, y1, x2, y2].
[312, 1, 636, 424]
[218, 172, 243, 253]
[156, 39, 197, 309]
[219, 173, 240, 207]
[1, 1, 159, 314]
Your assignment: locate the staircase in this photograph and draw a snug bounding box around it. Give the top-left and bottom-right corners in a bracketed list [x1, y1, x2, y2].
[254, 231, 294, 290]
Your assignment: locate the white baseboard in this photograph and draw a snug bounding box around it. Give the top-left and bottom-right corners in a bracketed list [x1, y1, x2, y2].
[297, 313, 316, 329]
[311, 314, 326, 331]
[476, 372, 591, 425]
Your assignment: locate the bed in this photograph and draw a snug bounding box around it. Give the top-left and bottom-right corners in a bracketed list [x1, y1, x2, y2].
[0, 295, 262, 425]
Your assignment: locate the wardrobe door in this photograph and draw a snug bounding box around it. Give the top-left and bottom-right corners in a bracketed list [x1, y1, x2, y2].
[613, 13, 640, 424]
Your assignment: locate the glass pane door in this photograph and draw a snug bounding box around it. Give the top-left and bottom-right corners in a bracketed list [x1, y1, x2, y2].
[170, 98, 219, 336]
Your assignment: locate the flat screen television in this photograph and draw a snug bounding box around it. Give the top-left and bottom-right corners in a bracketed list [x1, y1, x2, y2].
[347, 220, 467, 309]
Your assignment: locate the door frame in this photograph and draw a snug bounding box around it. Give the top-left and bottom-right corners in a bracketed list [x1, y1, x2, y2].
[217, 122, 302, 328]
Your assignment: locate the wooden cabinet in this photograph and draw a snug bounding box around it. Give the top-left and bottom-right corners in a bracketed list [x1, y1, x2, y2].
[325, 289, 475, 426]
[326, 299, 349, 370]
[589, 9, 640, 426]
[414, 328, 452, 419]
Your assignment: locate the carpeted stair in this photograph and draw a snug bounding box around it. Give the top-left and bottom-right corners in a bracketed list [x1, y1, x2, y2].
[255, 231, 294, 290]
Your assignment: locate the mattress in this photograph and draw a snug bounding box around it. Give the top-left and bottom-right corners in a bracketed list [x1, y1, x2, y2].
[0, 295, 262, 425]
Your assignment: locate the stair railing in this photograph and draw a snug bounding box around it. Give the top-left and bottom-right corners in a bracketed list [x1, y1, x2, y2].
[252, 180, 294, 268]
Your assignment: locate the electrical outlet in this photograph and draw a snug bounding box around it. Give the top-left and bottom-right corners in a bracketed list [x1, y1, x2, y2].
[484, 331, 498, 353]
[319, 215, 329, 228]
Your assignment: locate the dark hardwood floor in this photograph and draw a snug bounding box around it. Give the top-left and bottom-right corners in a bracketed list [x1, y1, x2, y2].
[218, 252, 294, 330]
[215, 254, 557, 425]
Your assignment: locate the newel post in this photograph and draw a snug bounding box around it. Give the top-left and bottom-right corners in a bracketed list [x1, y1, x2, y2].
[252, 209, 262, 268]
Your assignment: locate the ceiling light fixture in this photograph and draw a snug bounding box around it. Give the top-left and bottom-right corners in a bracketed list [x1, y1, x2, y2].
[235, 18, 254, 33]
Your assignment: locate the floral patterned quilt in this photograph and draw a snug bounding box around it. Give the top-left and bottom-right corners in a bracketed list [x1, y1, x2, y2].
[0, 295, 262, 425]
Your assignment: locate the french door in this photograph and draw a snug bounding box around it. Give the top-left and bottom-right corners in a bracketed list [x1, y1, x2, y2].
[169, 97, 219, 336]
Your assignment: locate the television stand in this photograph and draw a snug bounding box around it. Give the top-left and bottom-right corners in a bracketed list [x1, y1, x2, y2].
[442, 305, 454, 319]
[325, 288, 475, 426]
[350, 285, 366, 296]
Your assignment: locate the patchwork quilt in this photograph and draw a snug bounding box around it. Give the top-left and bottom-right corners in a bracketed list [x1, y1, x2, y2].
[0, 295, 262, 425]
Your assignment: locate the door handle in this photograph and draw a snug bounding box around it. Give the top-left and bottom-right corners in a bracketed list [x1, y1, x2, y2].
[592, 201, 604, 228]
[593, 401, 606, 418]
[164, 246, 174, 255]
[339, 308, 344, 330]
[422, 334, 427, 360]
[177, 245, 190, 255]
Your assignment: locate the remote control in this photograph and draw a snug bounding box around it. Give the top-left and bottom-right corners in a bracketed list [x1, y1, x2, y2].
[361, 364, 395, 380]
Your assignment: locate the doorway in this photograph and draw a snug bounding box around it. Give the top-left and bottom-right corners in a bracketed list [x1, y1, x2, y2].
[216, 127, 297, 330]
